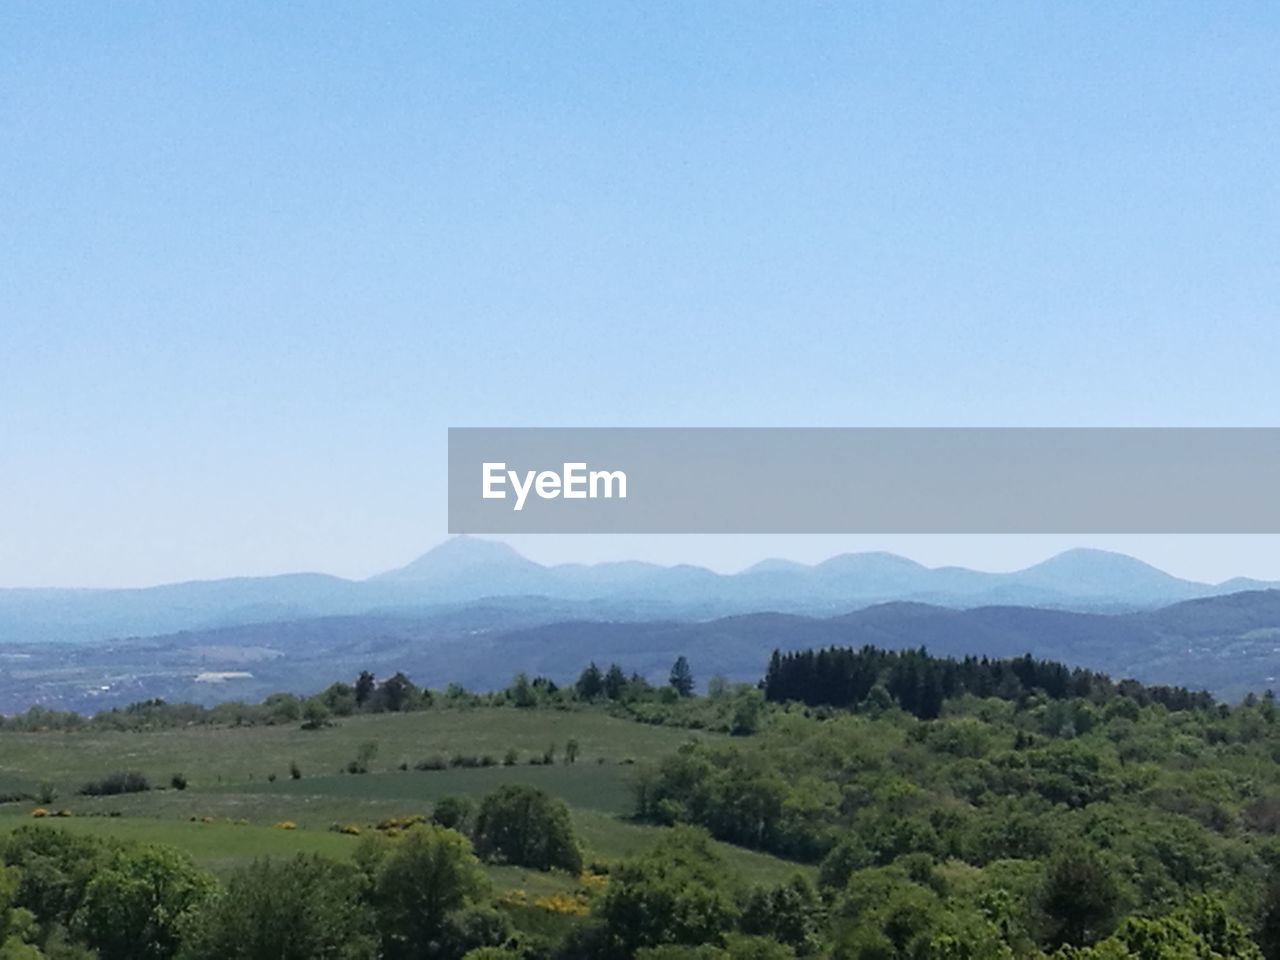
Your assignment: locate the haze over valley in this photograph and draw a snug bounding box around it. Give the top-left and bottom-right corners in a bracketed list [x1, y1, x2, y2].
[3, 538, 1280, 713]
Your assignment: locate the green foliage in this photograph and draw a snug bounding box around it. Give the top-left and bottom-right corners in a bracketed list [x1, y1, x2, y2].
[4, 647, 1280, 958]
[438, 906, 513, 960]
[508, 675, 538, 709]
[1035, 850, 1123, 949]
[178, 855, 375, 959]
[71, 844, 215, 960]
[77, 771, 150, 797]
[473, 786, 582, 874]
[739, 875, 824, 954]
[368, 825, 490, 960]
[432, 796, 476, 834]
[459, 948, 519, 960]
[670, 658, 695, 698]
[596, 827, 740, 956]
[2, 828, 106, 930]
[576, 664, 605, 701]
[730, 690, 766, 737]
[1059, 896, 1261, 959]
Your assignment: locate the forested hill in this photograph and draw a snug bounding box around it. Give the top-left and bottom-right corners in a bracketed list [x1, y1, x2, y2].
[762, 646, 1213, 719]
[6, 589, 1280, 714]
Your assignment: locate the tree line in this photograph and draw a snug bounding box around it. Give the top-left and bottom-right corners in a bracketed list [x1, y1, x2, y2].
[762, 645, 1216, 719]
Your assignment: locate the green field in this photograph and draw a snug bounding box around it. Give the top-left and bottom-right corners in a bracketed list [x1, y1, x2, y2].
[0, 707, 708, 793]
[0, 707, 809, 890]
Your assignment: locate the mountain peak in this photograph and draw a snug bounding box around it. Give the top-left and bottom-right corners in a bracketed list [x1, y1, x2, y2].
[815, 551, 928, 573]
[373, 537, 540, 582]
[1025, 548, 1175, 576]
[1014, 548, 1199, 598]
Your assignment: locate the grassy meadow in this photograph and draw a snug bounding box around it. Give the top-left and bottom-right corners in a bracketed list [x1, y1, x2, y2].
[0, 705, 808, 889]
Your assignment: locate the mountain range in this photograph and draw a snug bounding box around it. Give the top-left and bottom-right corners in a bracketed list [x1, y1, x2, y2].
[2, 537, 1277, 644]
[4, 587, 1279, 715]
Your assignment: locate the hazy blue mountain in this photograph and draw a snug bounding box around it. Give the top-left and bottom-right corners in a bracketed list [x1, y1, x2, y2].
[10, 587, 1280, 714]
[2, 537, 1277, 645]
[1009, 548, 1204, 604]
[375, 536, 543, 583]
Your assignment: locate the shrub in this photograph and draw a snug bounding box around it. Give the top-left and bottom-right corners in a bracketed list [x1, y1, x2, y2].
[370, 825, 490, 951]
[416, 754, 448, 771]
[347, 740, 379, 775]
[300, 699, 332, 731]
[441, 905, 514, 958]
[73, 843, 216, 959]
[170, 773, 188, 791]
[79, 771, 150, 797]
[598, 828, 739, 954]
[432, 796, 475, 833]
[180, 854, 376, 960]
[473, 785, 583, 873]
[289, 760, 302, 780]
[503, 748, 519, 766]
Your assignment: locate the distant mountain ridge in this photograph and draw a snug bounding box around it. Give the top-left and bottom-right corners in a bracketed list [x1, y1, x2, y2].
[1, 537, 1276, 644]
[8, 587, 1280, 714]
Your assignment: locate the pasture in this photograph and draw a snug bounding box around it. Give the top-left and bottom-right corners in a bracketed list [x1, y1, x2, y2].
[0, 706, 810, 888]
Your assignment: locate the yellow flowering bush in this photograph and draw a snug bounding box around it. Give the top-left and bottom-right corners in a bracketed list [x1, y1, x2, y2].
[533, 893, 589, 916]
[578, 869, 608, 893]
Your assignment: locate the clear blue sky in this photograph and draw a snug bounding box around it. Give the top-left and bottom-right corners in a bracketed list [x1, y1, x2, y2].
[2, 3, 1278, 587]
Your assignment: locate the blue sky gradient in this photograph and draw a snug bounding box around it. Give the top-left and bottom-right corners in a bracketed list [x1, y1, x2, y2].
[2, 3, 1278, 586]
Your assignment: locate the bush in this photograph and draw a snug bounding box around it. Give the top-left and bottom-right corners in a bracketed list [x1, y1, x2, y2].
[347, 741, 379, 775]
[36, 782, 58, 805]
[180, 854, 376, 960]
[370, 825, 491, 952]
[78, 771, 150, 797]
[416, 754, 449, 772]
[72, 843, 216, 959]
[433, 796, 475, 833]
[599, 828, 739, 954]
[441, 905, 514, 959]
[289, 760, 302, 780]
[449, 752, 497, 769]
[473, 785, 583, 873]
[170, 773, 188, 791]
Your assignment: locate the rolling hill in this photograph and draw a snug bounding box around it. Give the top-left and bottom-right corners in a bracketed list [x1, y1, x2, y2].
[6, 587, 1280, 714]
